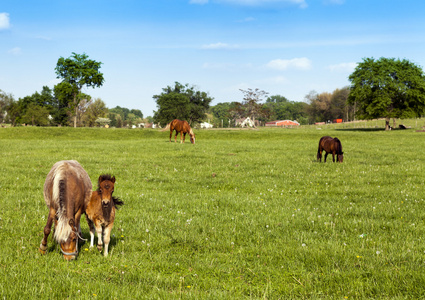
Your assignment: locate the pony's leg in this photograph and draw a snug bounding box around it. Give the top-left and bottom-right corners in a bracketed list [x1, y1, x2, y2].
[169, 130, 172, 142]
[317, 150, 322, 162]
[332, 153, 335, 162]
[75, 210, 83, 239]
[324, 153, 328, 162]
[39, 207, 55, 254]
[183, 133, 186, 143]
[180, 132, 183, 143]
[174, 132, 178, 143]
[103, 223, 114, 256]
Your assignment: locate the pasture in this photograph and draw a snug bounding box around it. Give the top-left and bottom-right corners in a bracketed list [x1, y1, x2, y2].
[0, 125, 424, 299]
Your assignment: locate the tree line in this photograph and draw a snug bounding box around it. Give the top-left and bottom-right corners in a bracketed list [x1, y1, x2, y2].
[155, 57, 425, 130]
[0, 86, 146, 128]
[1, 55, 424, 130]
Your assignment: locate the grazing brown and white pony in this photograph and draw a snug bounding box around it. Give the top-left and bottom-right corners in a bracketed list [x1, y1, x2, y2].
[317, 136, 344, 163]
[85, 174, 123, 256]
[39, 160, 92, 260]
[169, 119, 196, 144]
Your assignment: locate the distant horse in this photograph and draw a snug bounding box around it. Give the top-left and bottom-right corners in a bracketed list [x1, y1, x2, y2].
[317, 136, 344, 163]
[39, 160, 92, 260]
[85, 174, 124, 256]
[169, 119, 196, 144]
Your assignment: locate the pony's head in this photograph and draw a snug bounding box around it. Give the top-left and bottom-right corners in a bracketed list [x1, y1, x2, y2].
[337, 152, 344, 163]
[97, 174, 116, 208]
[60, 219, 78, 261]
[189, 129, 196, 144]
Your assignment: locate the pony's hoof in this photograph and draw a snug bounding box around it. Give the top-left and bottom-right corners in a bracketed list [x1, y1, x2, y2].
[39, 244, 47, 254]
[97, 244, 103, 251]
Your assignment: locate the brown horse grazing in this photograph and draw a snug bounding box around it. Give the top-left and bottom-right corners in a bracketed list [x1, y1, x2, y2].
[39, 160, 92, 260]
[85, 174, 124, 256]
[169, 119, 196, 144]
[317, 136, 344, 163]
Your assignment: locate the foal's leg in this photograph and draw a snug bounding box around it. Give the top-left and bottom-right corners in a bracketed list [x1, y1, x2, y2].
[332, 152, 335, 162]
[39, 207, 55, 254]
[183, 133, 186, 143]
[174, 131, 178, 143]
[94, 221, 104, 251]
[180, 131, 183, 143]
[86, 216, 96, 248]
[324, 152, 328, 162]
[103, 223, 114, 257]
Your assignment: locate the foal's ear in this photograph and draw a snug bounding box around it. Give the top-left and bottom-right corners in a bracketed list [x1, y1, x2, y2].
[69, 219, 75, 227]
[98, 175, 103, 186]
[111, 176, 116, 183]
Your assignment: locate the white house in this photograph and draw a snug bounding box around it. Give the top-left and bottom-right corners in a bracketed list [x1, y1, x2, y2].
[200, 122, 213, 129]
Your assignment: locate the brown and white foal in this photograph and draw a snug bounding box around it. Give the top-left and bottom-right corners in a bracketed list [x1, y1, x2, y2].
[85, 175, 123, 256]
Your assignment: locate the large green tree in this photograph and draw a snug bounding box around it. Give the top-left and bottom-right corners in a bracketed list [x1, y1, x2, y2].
[153, 82, 213, 126]
[264, 95, 309, 124]
[55, 52, 104, 127]
[348, 57, 425, 130]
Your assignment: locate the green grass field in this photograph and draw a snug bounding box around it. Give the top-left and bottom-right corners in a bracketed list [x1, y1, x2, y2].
[1, 125, 425, 299]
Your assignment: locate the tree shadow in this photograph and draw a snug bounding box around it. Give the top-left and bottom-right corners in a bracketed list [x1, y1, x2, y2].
[335, 128, 386, 132]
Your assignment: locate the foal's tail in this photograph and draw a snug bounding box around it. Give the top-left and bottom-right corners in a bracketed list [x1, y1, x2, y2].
[52, 168, 72, 243]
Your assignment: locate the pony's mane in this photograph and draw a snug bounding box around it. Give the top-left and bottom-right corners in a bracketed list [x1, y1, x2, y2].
[52, 165, 72, 243]
[334, 138, 343, 154]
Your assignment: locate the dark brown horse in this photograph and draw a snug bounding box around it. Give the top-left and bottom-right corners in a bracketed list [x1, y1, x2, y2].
[169, 119, 195, 144]
[317, 136, 344, 163]
[39, 160, 92, 260]
[85, 174, 123, 257]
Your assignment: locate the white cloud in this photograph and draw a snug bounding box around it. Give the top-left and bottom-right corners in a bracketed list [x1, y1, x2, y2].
[191, 0, 307, 8]
[266, 57, 312, 70]
[323, 0, 345, 4]
[0, 12, 10, 30]
[219, 0, 306, 6]
[189, 0, 209, 4]
[327, 62, 357, 72]
[8, 47, 22, 55]
[236, 17, 256, 23]
[202, 62, 253, 70]
[255, 76, 289, 85]
[201, 42, 240, 50]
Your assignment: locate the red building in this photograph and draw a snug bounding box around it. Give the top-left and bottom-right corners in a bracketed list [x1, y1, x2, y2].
[265, 120, 300, 127]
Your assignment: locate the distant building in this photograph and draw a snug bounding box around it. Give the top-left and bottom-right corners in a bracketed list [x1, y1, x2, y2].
[235, 117, 259, 128]
[200, 122, 213, 129]
[265, 120, 300, 127]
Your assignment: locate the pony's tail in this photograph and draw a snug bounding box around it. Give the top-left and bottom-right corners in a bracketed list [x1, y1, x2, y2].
[52, 172, 72, 243]
[317, 137, 323, 152]
[161, 122, 171, 132]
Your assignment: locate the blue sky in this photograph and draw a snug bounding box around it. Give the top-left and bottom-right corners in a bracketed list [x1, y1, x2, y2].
[1, 0, 425, 116]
